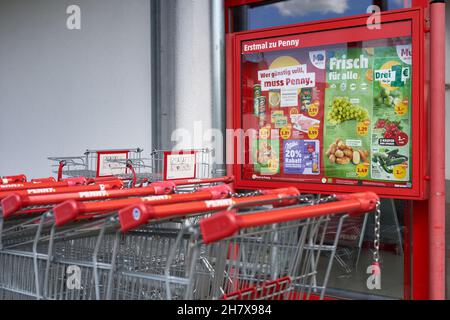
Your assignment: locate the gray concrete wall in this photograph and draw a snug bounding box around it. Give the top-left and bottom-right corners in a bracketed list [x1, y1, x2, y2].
[0, 0, 152, 178]
[158, 0, 213, 151]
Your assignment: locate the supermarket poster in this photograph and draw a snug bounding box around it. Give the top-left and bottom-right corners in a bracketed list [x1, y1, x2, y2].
[241, 34, 413, 189]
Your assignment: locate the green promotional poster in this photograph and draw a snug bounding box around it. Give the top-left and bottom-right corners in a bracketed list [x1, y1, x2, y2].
[371, 45, 412, 183]
[324, 45, 412, 183]
[323, 48, 373, 180]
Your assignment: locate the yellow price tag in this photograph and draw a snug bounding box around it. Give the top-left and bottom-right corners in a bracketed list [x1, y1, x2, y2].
[395, 103, 408, 116]
[357, 122, 369, 137]
[280, 126, 292, 140]
[268, 159, 279, 173]
[259, 128, 270, 140]
[290, 108, 299, 115]
[308, 125, 319, 139]
[308, 104, 319, 117]
[393, 165, 407, 179]
[356, 164, 369, 178]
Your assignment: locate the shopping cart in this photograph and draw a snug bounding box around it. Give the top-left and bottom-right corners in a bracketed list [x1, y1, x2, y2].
[0, 183, 379, 300]
[0, 187, 296, 300]
[0, 177, 233, 248]
[0, 177, 123, 251]
[111, 192, 379, 300]
[96, 191, 377, 301]
[0, 177, 234, 299]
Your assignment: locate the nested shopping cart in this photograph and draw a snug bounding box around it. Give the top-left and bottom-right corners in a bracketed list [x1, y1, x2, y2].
[0, 176, 234, 220]
[0, 177, 235, 299]
[113, 191, 379, 300]
[0, 185, 379, 301]
[0, 177, 234, 247]
[0, 186, 293, 300]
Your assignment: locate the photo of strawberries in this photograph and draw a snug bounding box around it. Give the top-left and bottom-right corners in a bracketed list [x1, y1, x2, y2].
[374, 119, 408, 145]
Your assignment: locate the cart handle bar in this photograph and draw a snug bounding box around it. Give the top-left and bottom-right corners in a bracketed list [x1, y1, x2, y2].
[0, 177, 88, 192]
[1, 180, 124, 218]
[118, 187, 301, 233]
[200, 192, 379, 244]
[171, 176, 234, 186]
[3, 180, 176, 213]
[30, 177, 56, 183]
[54, 184, 234, 227]
[0, 179, 122, 201]
[1, 175, 27, 185]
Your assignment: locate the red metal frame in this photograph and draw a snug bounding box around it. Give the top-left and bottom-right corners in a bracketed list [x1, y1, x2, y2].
[428, 1, 446, 300]
[224, 0, 439, 300]
[224, 0, 431, 34]
[163, 150, 198, 181]
[227, 9, 426, 200]
[412, 200, 430, 299]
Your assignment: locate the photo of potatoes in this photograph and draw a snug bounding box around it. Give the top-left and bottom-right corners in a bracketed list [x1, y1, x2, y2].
[326, 138, 370, 166]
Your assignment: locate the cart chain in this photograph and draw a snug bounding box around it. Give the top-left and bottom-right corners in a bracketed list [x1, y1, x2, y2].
[231, 190, 263, 198]
[373, 201, 381, 263]
[316, 194, 337, 204]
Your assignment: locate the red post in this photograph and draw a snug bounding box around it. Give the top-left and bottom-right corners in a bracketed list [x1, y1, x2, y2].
[429, 0, 446, 300]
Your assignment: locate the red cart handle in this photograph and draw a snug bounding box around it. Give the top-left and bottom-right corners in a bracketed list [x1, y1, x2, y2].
[118, 187, 300, 233]
[54, 184, 233, 227]
[150, 181, 177, 194]
[172, 176, 234, 186]
[1, 180, 124, 218]
[0, 177, 88, 192]
[200, 192, 379, 244]
[62, 177, 87, 186]
[0, 179, 122, 200]
[31, 177, 57, 183]
[4, 180, 174, 213]
[1, 174, 27, 184]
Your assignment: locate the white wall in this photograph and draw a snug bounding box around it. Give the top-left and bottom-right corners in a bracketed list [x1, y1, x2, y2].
[0, 0, 152, 178]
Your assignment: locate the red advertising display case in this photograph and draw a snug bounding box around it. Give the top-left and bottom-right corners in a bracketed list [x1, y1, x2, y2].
[227, 8, 427, 200]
